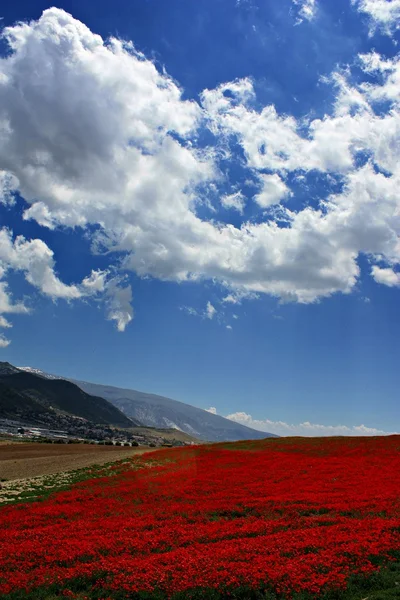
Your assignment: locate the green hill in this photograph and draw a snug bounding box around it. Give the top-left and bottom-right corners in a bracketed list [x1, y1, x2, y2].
[0, 382, 50, 423]
[0, 365, 138, 427]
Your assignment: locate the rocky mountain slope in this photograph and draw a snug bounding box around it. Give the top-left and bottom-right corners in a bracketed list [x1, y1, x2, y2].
[72, 380, 275, 442]
[18, 365, 277, 441]
[0, 363, 138, 427]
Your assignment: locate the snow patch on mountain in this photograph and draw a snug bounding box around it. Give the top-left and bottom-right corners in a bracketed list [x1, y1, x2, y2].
[184, 423, 200, 436]
[162, 418, 183, 431]
[18, 367, 60, 380]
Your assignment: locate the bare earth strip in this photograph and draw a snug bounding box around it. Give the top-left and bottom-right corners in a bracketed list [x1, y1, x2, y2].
[0, 442, 157, 481]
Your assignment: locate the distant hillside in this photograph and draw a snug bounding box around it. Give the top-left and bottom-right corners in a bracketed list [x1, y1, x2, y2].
[0, 364, 139, 427]
[17, 365, 277, 442]
[0, 381, 50, 423]
[0, 362, 21, 377]
[72, 380, 276, 442]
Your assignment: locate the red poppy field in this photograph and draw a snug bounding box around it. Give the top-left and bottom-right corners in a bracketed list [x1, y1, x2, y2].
[1, 436, 400, 600]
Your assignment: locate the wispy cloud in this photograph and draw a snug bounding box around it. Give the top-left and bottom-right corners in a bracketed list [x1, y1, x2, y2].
[205, 409, 397, 437]
[181, 301, 217, 321]
[352, 0, 400, 36]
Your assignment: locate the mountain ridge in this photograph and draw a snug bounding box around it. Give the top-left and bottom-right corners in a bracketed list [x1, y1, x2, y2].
[73, 379, 277, 441]
[17, 365, 277, 441]
[0, 364, 138, 427]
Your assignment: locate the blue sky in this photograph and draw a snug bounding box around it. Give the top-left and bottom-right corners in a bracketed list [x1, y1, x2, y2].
[0, 0, 399, 436]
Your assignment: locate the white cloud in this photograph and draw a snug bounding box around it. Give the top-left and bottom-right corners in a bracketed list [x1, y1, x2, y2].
[81, 270, 108, 294]
[371, 266, 400, 287]
[0, 8, 399, 337]
[221, 191, 246, 214]
[0, 335, 10, 348]
[0, 228, 115, 302]
[105, 280, 134, 332]
[353, 0, 400, 36]
[226, 411, 397, 436]
[0, 228, 82, 300]
[359, 52, 400, 106]
[292, 0, 317, 23]
[223, 295, 239, 304]
[254, 174, 290, 208]
[182, 301, 218, 321]
[222, 291, 259, 305]
[202, 71, 400, 176]
[205, 407, 217, 414]
[0, 280, 29, 317]
[0, 228, 133, 334]
[181, 306, 200, 318]
[0, 316, 12, 328]
[206, 301, 217, 320]
[0, 171, 18, 205]
[226, 324, 233, 330]
[359, 51, 396, 74]
[200, 63, 400, 302]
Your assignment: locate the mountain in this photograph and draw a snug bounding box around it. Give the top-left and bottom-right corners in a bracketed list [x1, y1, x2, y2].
[17, 366, 61, 380]
[70, 380, 276, 442]
[0, 363, 139, 427]
[0, 362, 21, 376]
[17, 365, 277, 441]
[0, 381, 50, 422]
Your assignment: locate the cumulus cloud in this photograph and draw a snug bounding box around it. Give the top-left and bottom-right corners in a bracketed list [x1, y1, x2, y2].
[221, 191, 246, 214]
[205, 407, 217, 414]
[0, 280, 29, 317]
[206, 302, 217, 320]
[254, 174, 290, 208]
[225, 411, 397, 436]
[0, 228, 133, 333]
[105, 280, 134, 332]
[0, 228, 82, 300]
[0, 228, 115, 301]
[0, 335, 11, 348]
[81, 270, 109, 294]
[371, 266, 400, 287]
[0, 316, 12, 328]
[292, 0, 317, 23]
[0, 8, 400, 339]
[353, 0, 400, 35]
[0, 171, 18, 205]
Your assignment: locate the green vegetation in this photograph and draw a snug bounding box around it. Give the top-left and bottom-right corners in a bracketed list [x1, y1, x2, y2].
[0, 370, 134, 426]
[0, 381, 50, 422]
[0, 455, 155, 506]
[1, 562, 399, 600]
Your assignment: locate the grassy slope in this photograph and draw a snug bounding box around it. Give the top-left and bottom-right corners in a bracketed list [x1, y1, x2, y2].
[0, 382, 49, 422]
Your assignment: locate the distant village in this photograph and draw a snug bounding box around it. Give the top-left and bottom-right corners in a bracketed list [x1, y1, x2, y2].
[0, 418, 196, 448]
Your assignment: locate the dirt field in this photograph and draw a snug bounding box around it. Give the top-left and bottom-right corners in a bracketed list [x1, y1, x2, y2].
[128, 427, 199, 443]
[0, 442, 157, 481]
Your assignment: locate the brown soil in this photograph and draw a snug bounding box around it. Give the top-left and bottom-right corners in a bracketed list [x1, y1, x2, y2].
[127, 427, 199, 443]
[0, 442, 157, 481]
